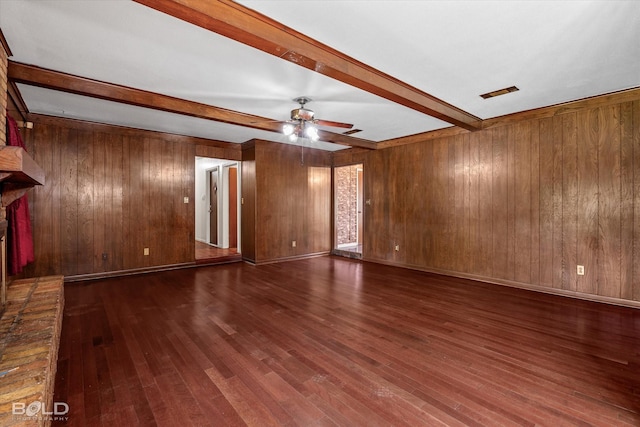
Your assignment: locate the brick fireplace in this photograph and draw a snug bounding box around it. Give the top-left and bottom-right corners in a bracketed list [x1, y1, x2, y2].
[0, 28, 64, 427]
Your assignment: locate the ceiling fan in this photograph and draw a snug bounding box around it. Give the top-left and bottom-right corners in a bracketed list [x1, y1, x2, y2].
[282, 97, 354, 142]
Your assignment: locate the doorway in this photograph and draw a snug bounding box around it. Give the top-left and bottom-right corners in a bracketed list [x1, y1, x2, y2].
[195, 157, 241, 263]
[209, 167, 219, 246]
[333, 164, 363, 258]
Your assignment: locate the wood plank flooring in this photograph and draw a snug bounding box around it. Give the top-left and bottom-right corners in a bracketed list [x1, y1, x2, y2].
[52, 257, 640, 426]
[194, 241, 240, 263]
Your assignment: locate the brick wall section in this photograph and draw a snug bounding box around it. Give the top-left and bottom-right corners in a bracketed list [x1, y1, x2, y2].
[335, 164, 359, 245]
[0, 38, 8, 146]
[0, 276, 65, 427]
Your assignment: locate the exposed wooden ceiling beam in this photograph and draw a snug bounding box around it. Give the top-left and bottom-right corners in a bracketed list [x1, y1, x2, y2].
[7, 81, 30, 122]
[8, 61, 377, 149]
[134, 0, 482, 132]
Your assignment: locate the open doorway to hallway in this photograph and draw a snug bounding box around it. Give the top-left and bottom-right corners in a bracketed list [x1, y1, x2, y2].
[333, 164, 363, 259]
[195, 156, 241, 263]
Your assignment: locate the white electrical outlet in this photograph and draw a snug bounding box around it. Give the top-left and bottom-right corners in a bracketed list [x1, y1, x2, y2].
[183, 196, 189, 203]
[292, 240, 297, 248]
[144, 247, 150, 256]
[395, 244, 400, 251]
[577, 265, 585, 276]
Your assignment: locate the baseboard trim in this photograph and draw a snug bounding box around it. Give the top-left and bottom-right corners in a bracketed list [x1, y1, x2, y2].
[64, 262, 213, 282]
[64, 254, 640, 309]
[363, 257, 640, 310]
[248, 251, 330, 266]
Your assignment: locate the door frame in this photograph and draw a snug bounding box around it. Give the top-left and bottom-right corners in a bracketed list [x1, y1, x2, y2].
[203, 162, 242, 251]
[332, 163, 364, 254]
[207, 166, 220, 247]
[221, 163, 240, 251]
[356, 167, 363, 246]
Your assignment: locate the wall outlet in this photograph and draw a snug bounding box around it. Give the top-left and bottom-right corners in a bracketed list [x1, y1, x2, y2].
[395, 244, 400, 251]
[102, 253, 108, 261]
[183, 196, 189, 204]
[577, 265, 585, 276]
[144, 247, 150, 256]
[292, 240, 297, 248]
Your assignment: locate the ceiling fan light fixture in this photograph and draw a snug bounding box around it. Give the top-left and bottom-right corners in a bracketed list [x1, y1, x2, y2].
[305, 125, 319, 141]
[281, 96, 351, 142]
[291, 107, 314, 121]
[283, 123, 295, 136]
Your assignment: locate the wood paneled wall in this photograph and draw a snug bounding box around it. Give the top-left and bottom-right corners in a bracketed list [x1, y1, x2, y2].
[11, 86, 640, 307]
[241, 144, 256, 262]
[17, 115, 239, 279]
[243, 140, 332, 263]
[17, 113, 329, 276]
[362, 94, 640, 304]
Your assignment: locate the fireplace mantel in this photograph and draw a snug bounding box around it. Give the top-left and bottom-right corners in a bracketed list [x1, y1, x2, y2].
[0, 146, 45, 207]
[0, 145, 45, 308]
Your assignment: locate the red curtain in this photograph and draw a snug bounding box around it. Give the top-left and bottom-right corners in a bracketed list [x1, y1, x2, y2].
[5, 113, 34, 275]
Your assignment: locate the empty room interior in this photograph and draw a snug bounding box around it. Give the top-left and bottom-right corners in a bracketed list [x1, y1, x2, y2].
[1, 1, 640, 426]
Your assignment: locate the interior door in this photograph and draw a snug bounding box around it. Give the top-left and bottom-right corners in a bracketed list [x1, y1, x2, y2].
[209, 168, 218, 245]
[228, 167, 238, 248]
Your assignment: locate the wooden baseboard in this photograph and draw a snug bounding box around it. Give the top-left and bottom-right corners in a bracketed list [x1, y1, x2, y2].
[363, 257, 640, 310]
[64, 262, 198, 282]
[247, 251, 330, 266]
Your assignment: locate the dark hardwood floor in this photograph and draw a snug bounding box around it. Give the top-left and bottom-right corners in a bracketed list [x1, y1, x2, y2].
[52, 256, 640, 426]
[195, 241, 240, 264]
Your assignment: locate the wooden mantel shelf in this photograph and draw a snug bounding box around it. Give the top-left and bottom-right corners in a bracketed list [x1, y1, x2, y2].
[0, 146, 44, 185]
[0, 146, 45, 207]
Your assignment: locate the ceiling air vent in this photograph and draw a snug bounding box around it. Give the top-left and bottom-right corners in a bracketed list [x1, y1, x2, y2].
[342, 129, 362, 135]
[480, 86, 519, 99]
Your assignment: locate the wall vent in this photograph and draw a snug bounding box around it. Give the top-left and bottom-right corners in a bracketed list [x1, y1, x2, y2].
[480, 86, 519, 99]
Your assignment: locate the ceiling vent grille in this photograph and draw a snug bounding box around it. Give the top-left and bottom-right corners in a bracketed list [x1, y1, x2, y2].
[480, 86, 519, 99]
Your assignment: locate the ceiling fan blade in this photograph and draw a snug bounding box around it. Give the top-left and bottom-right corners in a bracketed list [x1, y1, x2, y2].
[250, 119, 287, 125]
[313, 119, 354, 129]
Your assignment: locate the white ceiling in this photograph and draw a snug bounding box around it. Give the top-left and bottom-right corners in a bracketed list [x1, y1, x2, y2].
[1, 0, 639, 151]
